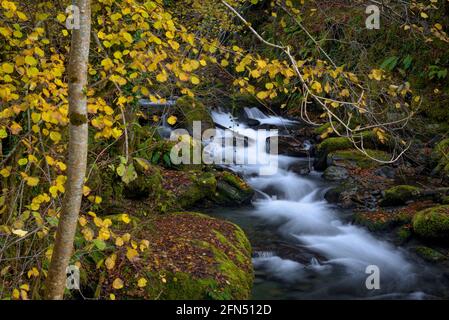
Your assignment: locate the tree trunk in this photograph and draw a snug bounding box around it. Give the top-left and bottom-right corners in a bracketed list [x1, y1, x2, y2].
[44, 0, 91, 300]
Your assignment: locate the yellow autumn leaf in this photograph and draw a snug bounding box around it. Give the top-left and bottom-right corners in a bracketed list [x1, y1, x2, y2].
[25, 56, 37, 66]
[190, 76, 200, 85]
[112, 278, 124, 290]
[156, 73, 168, 83]
[26, 177, 39, 187]
[49, 131, 61, 143]
[12, 229, 28, 237]
[167, 115, 177, 126]
[121, 214, 131, 224]
[126, 247, 139, 262]
[137, 278, 147, 288]
[256, 91, 269, 100]
[105, 254, 117, 270]
[2, 63, 14, 74]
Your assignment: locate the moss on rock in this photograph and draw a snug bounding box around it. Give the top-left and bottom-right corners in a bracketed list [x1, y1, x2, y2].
[178, 172, 218, 208]
[381, 185, 421, 206]
[95, 212, 253, 300]
[412, 205, 449, 240]
[327, 149, 390, 169]
[212, 171, 254, 206]
[414, 246, 447, 263]
[175, 96, 214, 134]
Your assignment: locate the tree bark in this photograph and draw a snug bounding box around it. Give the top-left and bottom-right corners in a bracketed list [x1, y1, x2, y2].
[44, 0, 91, 300]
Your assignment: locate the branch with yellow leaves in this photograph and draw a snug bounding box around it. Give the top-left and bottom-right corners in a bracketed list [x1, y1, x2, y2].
[221, 0, 412, 163]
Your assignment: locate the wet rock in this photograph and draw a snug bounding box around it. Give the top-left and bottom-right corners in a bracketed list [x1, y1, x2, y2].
[412, 205, 449, 240]
[288, 161, 312, 175]
[323, 166, 349, 181]
[212, 171, 255, 206]
[374, 166, 396, 179]
[413, 246, 447, 263]
[327, 149, 390, 169]
[266, 136, 309, 157]
[246, 118, 261, 127]
[380, 185, 421, 206]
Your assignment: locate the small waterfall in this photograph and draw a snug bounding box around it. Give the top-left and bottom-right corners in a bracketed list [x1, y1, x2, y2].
[208, 109, 433, 299]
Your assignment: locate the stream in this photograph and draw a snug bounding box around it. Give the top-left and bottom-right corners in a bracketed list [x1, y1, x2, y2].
[205, 108, 448, 300]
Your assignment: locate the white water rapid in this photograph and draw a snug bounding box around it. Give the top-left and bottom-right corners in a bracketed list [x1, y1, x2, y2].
[208, 109, 437, 299]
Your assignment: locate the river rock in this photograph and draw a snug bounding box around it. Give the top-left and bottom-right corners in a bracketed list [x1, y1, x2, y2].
[288, 161, 312, 175]
[323, 166, 349, 181]
[246, 118, 261, 127]
[374, 166, 396, 179]
[266, 136, 309, 157]
[412, 205, 449, 240]
[380, 185, 421, 206]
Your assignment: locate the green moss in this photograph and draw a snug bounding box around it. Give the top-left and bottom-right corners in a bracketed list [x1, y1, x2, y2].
[178, 172, 217, 209]
[212, 172, 254, 206]
[143, 271, 231, 300]
[328, 149, 390, 169]
[412, 205, 449, 240]
[353, 211, 411, 232]
[381, 185, 421, 206]
[313, 123, 332, 136]
[414, 246, 447, 263]
[124, 165, 163, 200]
[441, 196, 449, 205]
[317, 131, 379, 154]
[142, 213, 253, 300]
[175, 96, 214, 134]
[396, 226, 412, 243]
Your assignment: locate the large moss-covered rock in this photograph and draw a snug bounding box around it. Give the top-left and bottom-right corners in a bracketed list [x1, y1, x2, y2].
[94, 212, 253, 300]
[412, 205, 449, 240]
[381, 185, 421, 206]
[174, 96, 214, 134]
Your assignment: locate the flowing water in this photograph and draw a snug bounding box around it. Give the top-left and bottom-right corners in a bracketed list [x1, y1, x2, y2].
[206, 109, 449, 300]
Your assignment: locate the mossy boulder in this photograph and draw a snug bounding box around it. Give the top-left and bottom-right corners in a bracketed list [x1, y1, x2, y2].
[327, 149, 390, 169]
[353, 211, 411, 232]
[314, 131, 386, 170]
[381, 185, 421, 206]
[212, 171, 254, 206]
[413, 246, 447, 263]
[412, 205, 449, 240]
[316, 131, 379, 154]
[93, 212, 253, 300]
[174, 96, 214, 134]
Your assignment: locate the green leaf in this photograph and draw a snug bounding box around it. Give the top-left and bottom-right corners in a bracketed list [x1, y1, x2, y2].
[151, 152, 161, 164]
[380, 56, 399, 71]
[93, 239, 106, 251]
[122, 163, 138, 184]
[402, 55, 413, 70]
[0, 128, 7, 139]
[163, 153, 171, 167]
[116, 163, 126, 177]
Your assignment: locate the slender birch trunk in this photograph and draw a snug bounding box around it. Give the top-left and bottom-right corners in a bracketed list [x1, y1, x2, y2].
[45, 0, 91, 300]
